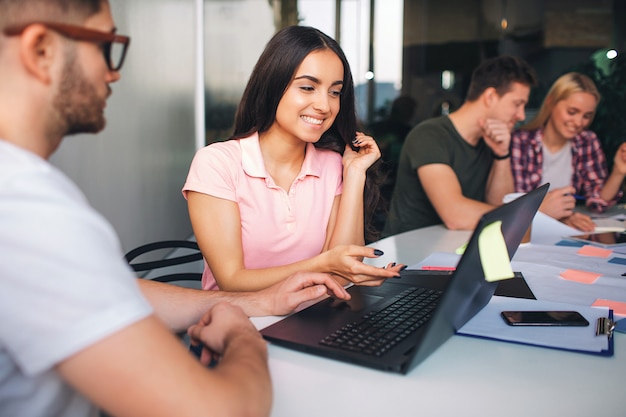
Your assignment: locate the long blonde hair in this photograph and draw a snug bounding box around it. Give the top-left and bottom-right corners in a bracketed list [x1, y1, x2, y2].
[523, 72, 600, 131]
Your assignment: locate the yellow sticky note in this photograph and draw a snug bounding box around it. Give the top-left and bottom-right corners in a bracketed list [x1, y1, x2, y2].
[455, 243, 467, 255]
[478, 220, 514, 282]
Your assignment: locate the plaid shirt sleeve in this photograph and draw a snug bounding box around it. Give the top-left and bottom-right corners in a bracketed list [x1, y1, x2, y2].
[572, 130, 621, 211]
[511, 129, 543, 193]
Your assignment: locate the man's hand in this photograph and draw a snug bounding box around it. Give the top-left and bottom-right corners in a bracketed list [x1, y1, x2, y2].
[238, 246, 405, 317]
[253, 271, 351, 317]
[479, 118, 511, 157]
[187, 302, 264, 366]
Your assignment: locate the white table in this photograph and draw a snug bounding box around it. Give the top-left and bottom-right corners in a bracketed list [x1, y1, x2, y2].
[253, 225, 625, 417]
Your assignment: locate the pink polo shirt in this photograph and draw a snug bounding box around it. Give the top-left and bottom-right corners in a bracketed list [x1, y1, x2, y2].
[182, 133, 343, 290]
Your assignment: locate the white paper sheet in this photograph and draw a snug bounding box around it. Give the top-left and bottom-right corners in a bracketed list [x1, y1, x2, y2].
[531, 211, 580, 245]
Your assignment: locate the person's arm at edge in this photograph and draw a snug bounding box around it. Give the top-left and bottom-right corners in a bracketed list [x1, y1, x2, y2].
[600, 169, 626, 203]
[598, 142, 626, 203]
[56, 313, 271, 417]
[138, 271, 351, 332]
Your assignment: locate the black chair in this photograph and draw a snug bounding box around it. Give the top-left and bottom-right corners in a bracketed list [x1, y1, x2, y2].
[125, 240, 206, 354]
[125, 240, 203, 285]
[100, 242, 205, 417]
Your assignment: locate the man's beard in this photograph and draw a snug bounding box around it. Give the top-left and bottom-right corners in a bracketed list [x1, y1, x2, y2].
[52, 50, 108, 137]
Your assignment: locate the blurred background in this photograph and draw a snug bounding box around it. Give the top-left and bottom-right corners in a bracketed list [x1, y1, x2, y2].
[50, 0, 625, 252]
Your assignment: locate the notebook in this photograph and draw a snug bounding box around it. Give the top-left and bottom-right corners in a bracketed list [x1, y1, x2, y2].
[261, 183, 549, 374]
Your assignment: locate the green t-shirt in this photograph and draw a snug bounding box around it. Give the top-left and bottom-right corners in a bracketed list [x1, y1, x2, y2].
[383, 116, 494, 236]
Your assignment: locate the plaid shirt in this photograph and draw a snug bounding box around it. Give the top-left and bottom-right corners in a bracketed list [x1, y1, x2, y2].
[511, 127, 621, 212]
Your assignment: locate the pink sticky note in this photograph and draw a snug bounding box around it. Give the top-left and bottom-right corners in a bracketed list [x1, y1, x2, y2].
[559, 269, 602, 284]
[576, 245, 612, 258]
[592, 299, 626, 316]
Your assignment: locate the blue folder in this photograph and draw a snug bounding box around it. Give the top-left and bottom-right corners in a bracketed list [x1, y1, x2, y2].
[457, 297, 614, 357]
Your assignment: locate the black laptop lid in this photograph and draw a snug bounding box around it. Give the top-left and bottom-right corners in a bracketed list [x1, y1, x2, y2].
[404, 183, 549, 372]
[260, 184, 548, 374]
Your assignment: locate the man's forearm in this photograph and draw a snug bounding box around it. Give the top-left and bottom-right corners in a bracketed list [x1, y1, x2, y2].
[137, 279, 215, 332]
[485, 159, 514, 205]
[212, 331, 272, 417]
[137, 279, 270, 332]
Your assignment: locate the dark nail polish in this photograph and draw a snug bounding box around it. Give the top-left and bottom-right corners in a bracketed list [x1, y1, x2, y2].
[400, 265, 408, 271]
[373, 249, 384, 256]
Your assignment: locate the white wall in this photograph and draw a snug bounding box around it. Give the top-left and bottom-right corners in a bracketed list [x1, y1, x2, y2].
[50, 0, 198, 253]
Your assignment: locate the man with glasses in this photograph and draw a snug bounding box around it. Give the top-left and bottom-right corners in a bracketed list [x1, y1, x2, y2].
[0, 1, 350, 416]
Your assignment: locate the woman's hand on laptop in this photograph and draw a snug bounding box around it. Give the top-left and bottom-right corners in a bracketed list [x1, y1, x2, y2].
[320, 245, 405, 287]
[234, 247, 404, 316]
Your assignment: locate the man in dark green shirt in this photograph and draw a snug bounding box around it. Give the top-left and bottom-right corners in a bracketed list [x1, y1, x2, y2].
[384, 56, 537, 236]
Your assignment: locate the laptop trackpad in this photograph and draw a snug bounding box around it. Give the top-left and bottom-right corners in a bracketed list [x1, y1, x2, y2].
[330, 292, 383, 312]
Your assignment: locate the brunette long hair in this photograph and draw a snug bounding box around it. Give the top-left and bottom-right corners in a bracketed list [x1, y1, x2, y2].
[231, 25, 383, 241]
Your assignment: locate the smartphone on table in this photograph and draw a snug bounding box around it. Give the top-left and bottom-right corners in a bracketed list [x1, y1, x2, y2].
[501, 311, 589, 327]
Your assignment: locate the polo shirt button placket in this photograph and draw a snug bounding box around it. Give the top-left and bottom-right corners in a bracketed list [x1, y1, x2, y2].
[286, 185, 297, 232]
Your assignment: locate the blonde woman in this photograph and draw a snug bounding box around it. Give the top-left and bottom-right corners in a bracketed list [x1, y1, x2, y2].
[511, 72, 626, 231]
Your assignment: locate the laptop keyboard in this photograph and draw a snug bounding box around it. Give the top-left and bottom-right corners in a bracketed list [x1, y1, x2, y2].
[319, 287, 442, 357]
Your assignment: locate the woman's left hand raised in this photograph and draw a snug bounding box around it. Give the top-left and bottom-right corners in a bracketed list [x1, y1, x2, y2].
[343, 131, 381, 172]
[612, 142, 626, 176]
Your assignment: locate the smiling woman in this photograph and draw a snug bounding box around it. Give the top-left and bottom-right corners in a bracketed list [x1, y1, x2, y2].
[511, 72, 626, 231]
[182, 25, 403, 293]
[270, 49, 344, 152]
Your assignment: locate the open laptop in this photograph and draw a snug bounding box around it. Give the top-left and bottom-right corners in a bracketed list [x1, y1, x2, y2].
[261, 183, 549, 374]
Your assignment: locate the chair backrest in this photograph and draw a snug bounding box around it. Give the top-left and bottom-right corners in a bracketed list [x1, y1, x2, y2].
[125, 240, 203, 284]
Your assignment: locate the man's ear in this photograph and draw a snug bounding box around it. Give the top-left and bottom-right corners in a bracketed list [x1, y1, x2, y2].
[481, 87, 497, 108]
[18, 24, 57, 84]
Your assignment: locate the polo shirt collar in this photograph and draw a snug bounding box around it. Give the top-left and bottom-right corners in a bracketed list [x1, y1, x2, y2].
[240, 133, 323, 179]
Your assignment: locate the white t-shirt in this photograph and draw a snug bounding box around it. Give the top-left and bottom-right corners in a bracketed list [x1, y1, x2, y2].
[0, 140, 153, 417]
[541, 141, 573, 190]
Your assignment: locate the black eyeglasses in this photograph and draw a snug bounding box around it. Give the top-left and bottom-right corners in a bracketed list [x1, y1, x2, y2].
[3, 21, 130, 72]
